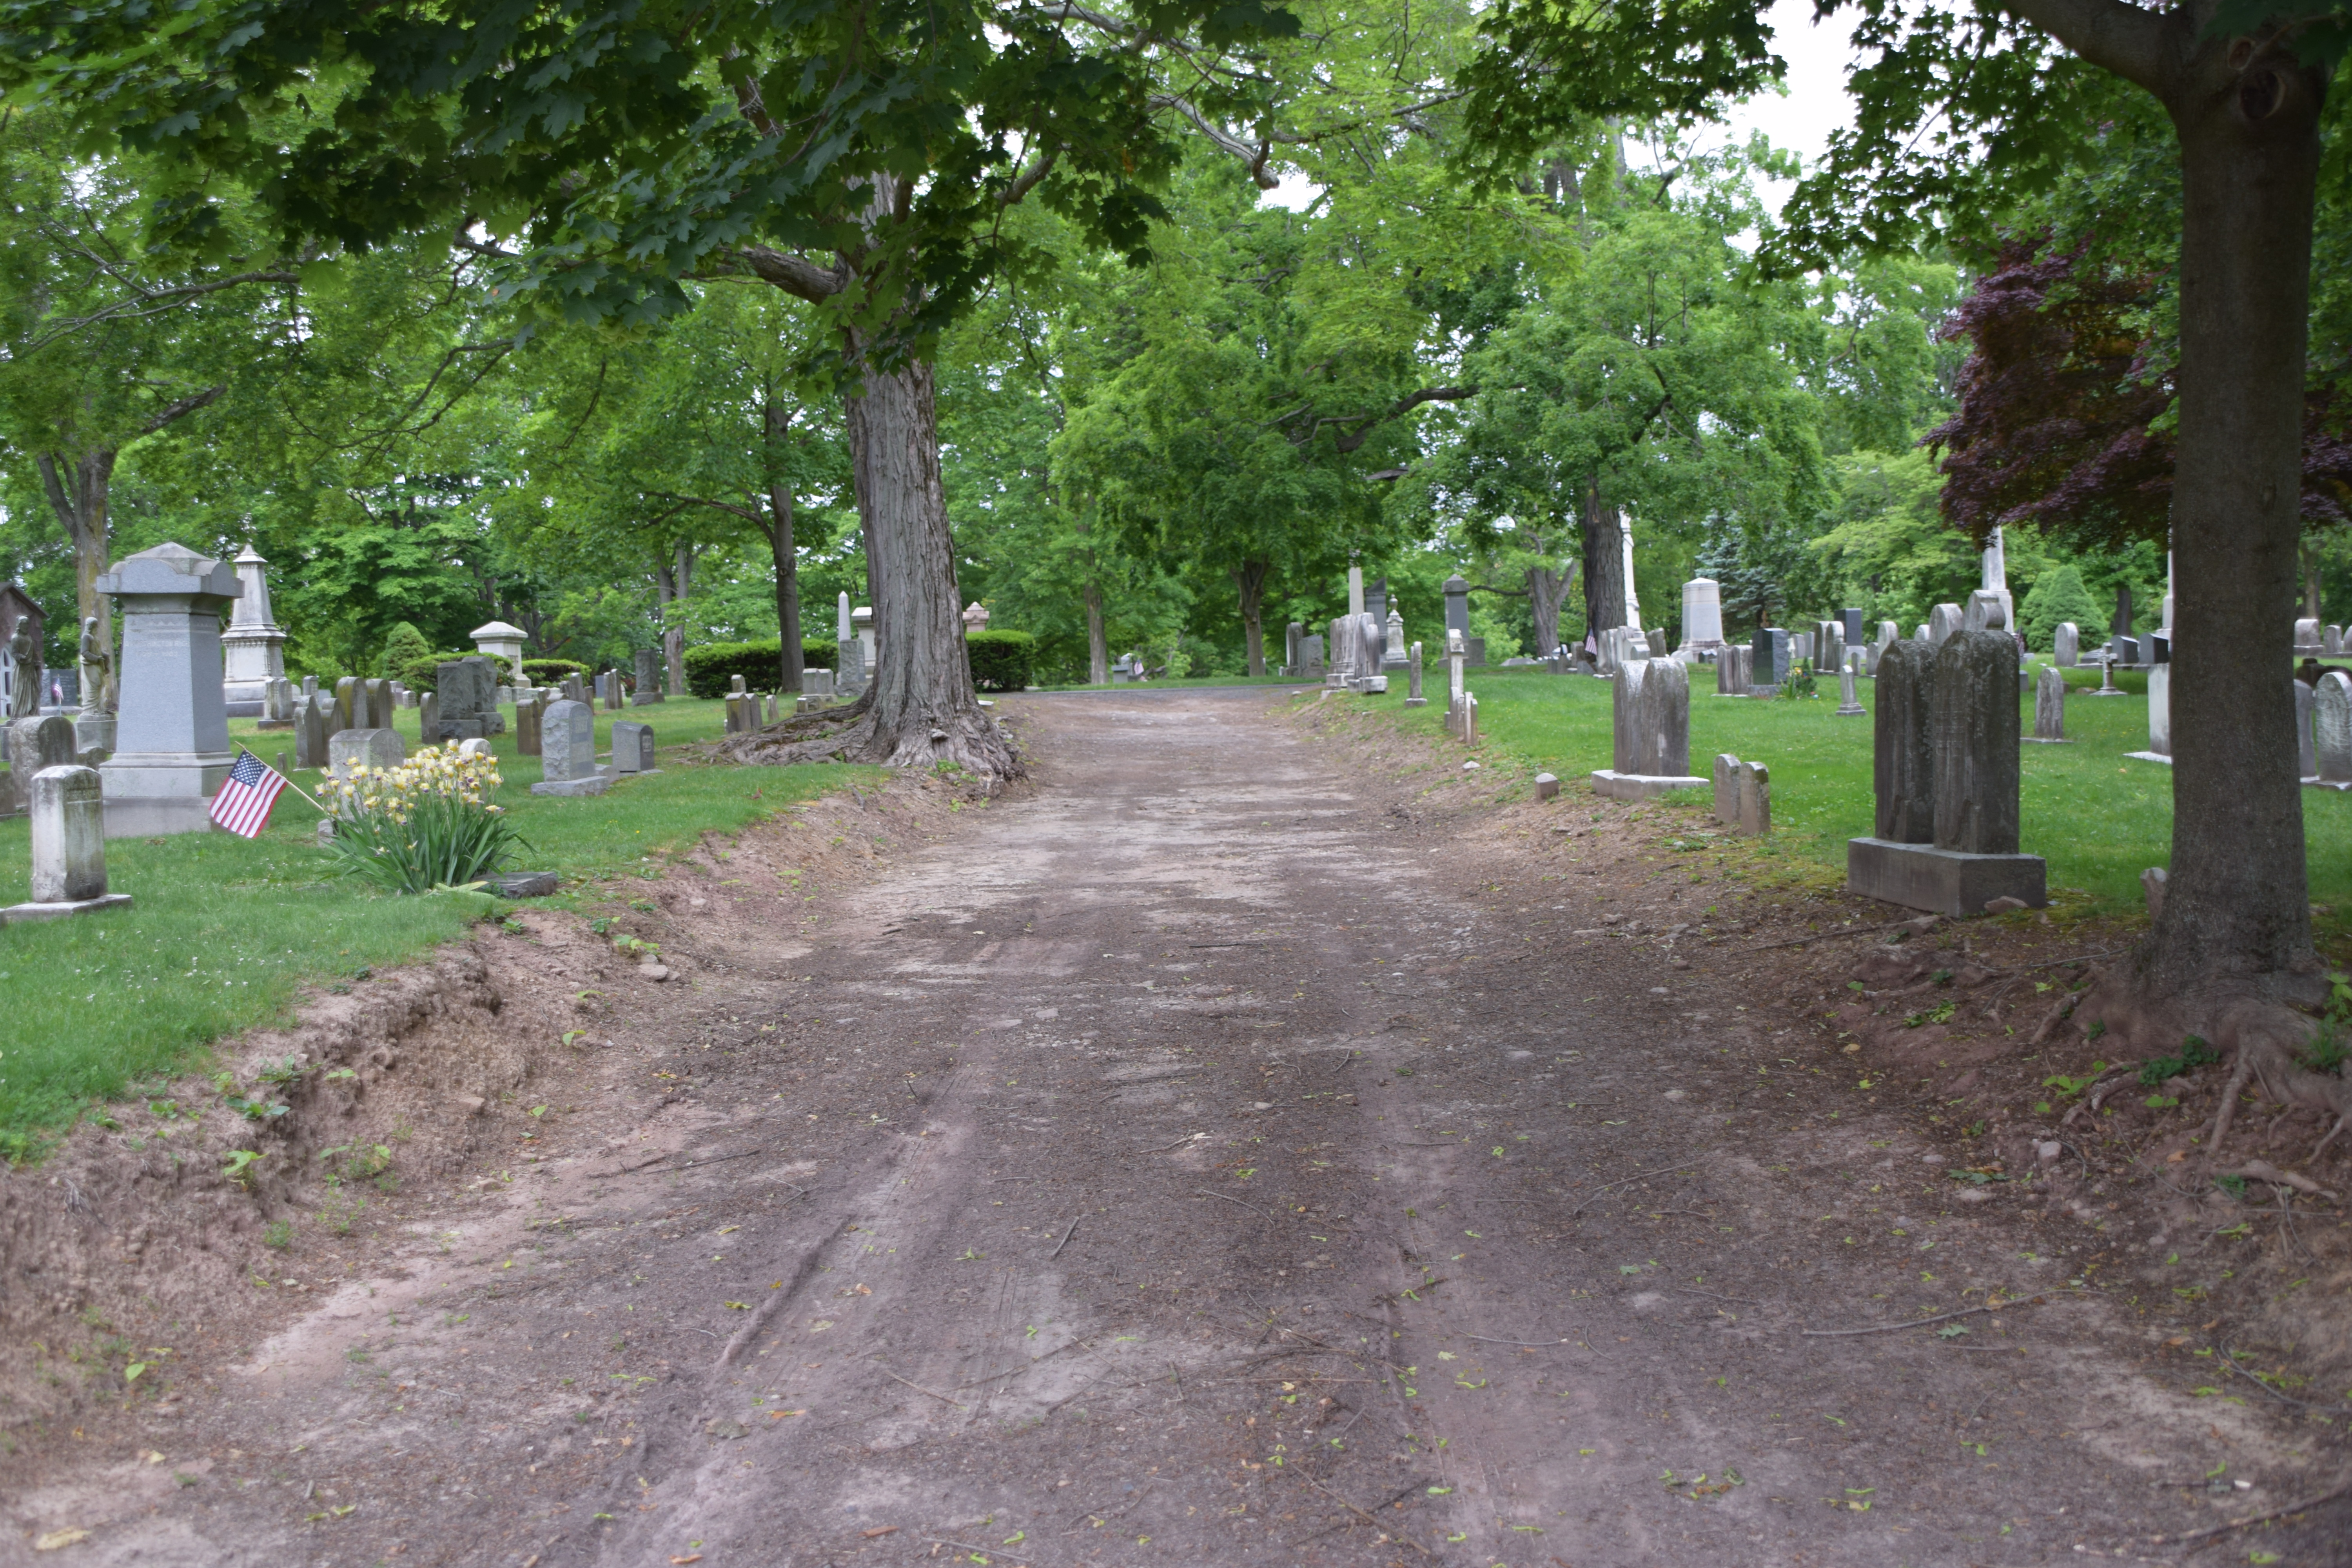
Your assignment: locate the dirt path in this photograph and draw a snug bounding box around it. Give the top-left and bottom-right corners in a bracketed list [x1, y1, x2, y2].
[8, 690, 2343, 1567]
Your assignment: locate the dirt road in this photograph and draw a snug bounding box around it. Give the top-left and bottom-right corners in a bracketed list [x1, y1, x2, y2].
[10, 690, 2341, 1566]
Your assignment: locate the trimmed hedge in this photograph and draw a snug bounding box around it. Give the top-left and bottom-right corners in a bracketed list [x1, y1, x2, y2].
[682, 640, 837, 698]
[967, 629, 1035, 691]
[522, 658, 587, 684]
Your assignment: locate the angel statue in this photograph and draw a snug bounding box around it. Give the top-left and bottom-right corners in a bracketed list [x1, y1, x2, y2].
[79, 616, 116, 715]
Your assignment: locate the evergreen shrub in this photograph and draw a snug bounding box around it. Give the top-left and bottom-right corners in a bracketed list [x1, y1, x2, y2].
[522, 658, 588, 684]
[683, 640, 836, 697]
[2019, 564, 2105, 652]
[967, 629, 1036, 691]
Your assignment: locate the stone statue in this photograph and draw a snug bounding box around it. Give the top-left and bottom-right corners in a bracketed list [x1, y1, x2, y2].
[79, 616, 116, 715]
[5, 617, 35, 718]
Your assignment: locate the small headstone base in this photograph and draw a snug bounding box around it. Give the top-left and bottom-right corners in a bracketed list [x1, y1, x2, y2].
[2, 892, 132, 924]
[2123, 750, 2172, 765]
[1402, 697, 1427, 708]
[488, 871, 560, 897]
[1589, 770, 1708, 802]
[102, 795, 220, 838]
[1846, 837, 2046, 915]
[530, 776, 611, 797]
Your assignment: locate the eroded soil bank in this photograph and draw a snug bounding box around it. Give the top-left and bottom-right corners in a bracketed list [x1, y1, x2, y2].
[3, 688, 2346, 1567]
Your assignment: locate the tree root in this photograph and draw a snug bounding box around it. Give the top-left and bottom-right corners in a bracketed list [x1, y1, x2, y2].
[709, 693, 1024, 779]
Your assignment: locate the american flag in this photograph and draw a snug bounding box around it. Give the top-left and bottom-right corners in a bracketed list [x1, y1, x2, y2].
[210, 748, 290, 838]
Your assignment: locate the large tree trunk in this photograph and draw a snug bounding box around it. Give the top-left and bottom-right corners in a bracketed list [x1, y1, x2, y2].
[36, 450, 115, 684]
[2140, 53, 2327, 1002]
[656, 545, 695, 698]
[2302, 540, 2323, 619]
[1232, 558, 1271, 676]
[1579, 480, 1624, 650]
[840, 357, 1014, 771]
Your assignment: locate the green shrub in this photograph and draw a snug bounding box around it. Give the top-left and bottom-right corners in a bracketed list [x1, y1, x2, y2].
[682, 640, 836, 698]
[2018, 564, 2105, 653]
[966, 629, 1036, 691]
[399, 653, 512, 691]
[521, 658, 586, 684]
[379, 623, 432, 679]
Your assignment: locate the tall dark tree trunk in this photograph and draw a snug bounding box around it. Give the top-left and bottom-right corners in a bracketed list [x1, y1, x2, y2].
[2141, 51, 2328, 999]
[1075, 515, 1109, 684]
[655, 545, 695, 697]
[2112, 583, 2134, 637]
[1527, 544, 1577, 657]
[840, 356, 1016, 773]
[1580, 480, 1624, 649]
[2302, 540, 2323, 619]
[1232, 557, 1271, 676]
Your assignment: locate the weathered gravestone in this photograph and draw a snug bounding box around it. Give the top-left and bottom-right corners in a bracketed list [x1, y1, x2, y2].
[633, 648, 664, 704]
[1299, 634, 1325, 681]
[96, 542, 240, 837]
[328, 728, 405, 780]
[435, 657, 505, 741]
[1593, 657, 1706, 800]
[1405, 643, 1426, 707]
[1284, 621, 1303, 676]
[2127, 665, 2171, 761]
[1, 765, 129, 921]
[1737, 761, 1771, 837]
[1871, 621, 1899, 676]
[531, 699, 607, 796]
[2314, 671, 2352, 788]
[1711, 752, 1741, 824]
[2112, 634, 2141, 666]
[1837, 653, 1866, 715]
[295, 693, 331, 769]
[334, 675, 359, 731]
[1964, 589, 2008, 632]
[2054, 622, 2080, 667]
[368, 677, 395, 730]
[0, 715, 76, 819]
[2296, 617, 2325, 655]
[2028, 664, 2071, 743]
[804, 668, 835, 698]
[610, 720, 658, 775]
[1791, 631, 1813, 666]
[1927, 603, 1964, 645]
[1716, 643, 1752, 695]
[2328, 626, 2346, 657]
[2298, 677, 2318, 779]
[1848, 631, 2045, 914]
[418, 691, 441, 742]
[515, 691, 544, 756]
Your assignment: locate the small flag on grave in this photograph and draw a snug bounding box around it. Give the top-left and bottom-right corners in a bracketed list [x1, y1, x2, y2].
[209, 747, 290, 838]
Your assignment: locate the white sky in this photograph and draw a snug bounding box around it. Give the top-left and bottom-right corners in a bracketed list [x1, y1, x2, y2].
[1262, 0, 1864, 218]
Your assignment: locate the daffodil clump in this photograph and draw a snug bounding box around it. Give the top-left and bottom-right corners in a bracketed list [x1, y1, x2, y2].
[320, 745, 524, 894]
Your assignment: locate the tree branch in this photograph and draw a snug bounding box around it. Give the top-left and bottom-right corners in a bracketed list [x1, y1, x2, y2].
[140, 384, 225, 436]
[2002, 0, 2169, 93]
[736, 245, 847, 302]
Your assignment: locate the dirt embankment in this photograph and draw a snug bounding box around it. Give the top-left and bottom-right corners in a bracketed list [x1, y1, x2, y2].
[0, 763, 997, 1449]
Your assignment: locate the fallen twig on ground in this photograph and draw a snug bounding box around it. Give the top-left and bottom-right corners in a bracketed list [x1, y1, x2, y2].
[1730, 921, 1920, 954]
[1296, 1474, 1430, 1555]
[1463, 1334, 1570, 1348]
[1139, 1132, 1201, 1152]
[1570, 1163, 1699, 1216]
[875, 1367, 966, 1408]
[594, 1147, 762, 1179]
[1801, 1296, 2050, 1339]
[929, 1539, 1049, 1566]
[1675, 1287, 1761, 1305]
[1049, 1218, 1079, 1259]
[1195, 1188, 1275, 1219]
[2161, 1473, 2352, 1544]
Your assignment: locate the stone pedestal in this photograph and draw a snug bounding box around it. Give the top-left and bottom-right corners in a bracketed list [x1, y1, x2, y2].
[220, 546, 287, 717]
[532, 699, 608, 796]
[2, 764, 131, 922]
[1836, 656, 1865, 716]
[96, 543, 239, 837]
[1847, 839, 2047, 917]
[436, 657, 506, 740]
[1594, 657, 1705, 799]
[470, 619, 527, 669]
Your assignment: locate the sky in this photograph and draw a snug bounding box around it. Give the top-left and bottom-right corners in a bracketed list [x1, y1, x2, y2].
[1262, 0, 1866, 217]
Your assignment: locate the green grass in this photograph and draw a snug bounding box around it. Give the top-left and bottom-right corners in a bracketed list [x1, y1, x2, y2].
[1350, 661, 2352, 928]
[0, 695, 879, 1150]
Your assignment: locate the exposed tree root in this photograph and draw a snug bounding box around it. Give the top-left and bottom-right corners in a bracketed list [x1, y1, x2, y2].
[2069, 968, 2352, 1171]
[711, 693, 1023, 779]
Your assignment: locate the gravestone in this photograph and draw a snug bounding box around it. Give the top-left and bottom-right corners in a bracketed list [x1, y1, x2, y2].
[1927, 603, 1964, 645]
[368, 677, 394, 730]
[2054, 622, 2079, 666]
[328, 728, 405, 780]
[1915, 623, 1931, 643]
[220, 546, 287, 718]
[1869, 640, 1937, 844]
[1837, 653, 1866, 716]
[610, 720, 658, 775]
[260, 677, 294, 728]
[1842, 608, 1864, 648]
[2328, 626, 2345, 657]
[1716, 643, 1751, 695]
[1849, 631, 2045, 913]
[729, 674, 747, 695]
[418, 691, 441, 742]
[1300, 634, 1325, 680]
[2029, 664, 2070, 742]
[1385, 605, 1409, 668]
[95, 542, 240, 837]
[531, 699, 607, 796]
[1284, 621, 1303, 676]
[2295, 617, 2324, 655]
[0, 714, 73, 819]
[1964, 589, 2008, 632]
[2149, 632, 2170, 664]
[2128, 664, 2171, 760]
[1712, 752, 1741, 824]
[335, 675, 359, 731]
[1737, 761, 1771, 837]
[1405, 643, 1426, 707]
[2313, 671, 2352, 787]
[1445, 630, 1468, 740]
[1592, 657, 1704, 800]
[1443, 575, 1470, 645]
[2112, 634, 2141, 666]
[1791, 631, 1813, 665]
[1867, 620, 1897, 675]
[1677, 578, 1726, 658]
[296, 692, 330, 769]
[1751, 628, 1790, 690]
[2298, 677, 2317, 780]
[563, 673, 587, 703]
[634, 648, 664, 704]
[1535, 771, 1559, 800]
[515, 691, 544, 756]
[1466, 635, 1487, 668]
[435, 657, 505, 741]
[1644, 627, 1667, 661]
[1, 765, 129, 921]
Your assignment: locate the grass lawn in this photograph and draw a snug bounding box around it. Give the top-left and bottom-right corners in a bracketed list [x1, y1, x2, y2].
[0, 694, 880, 1149]
[1346, 660, 2352, 940]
